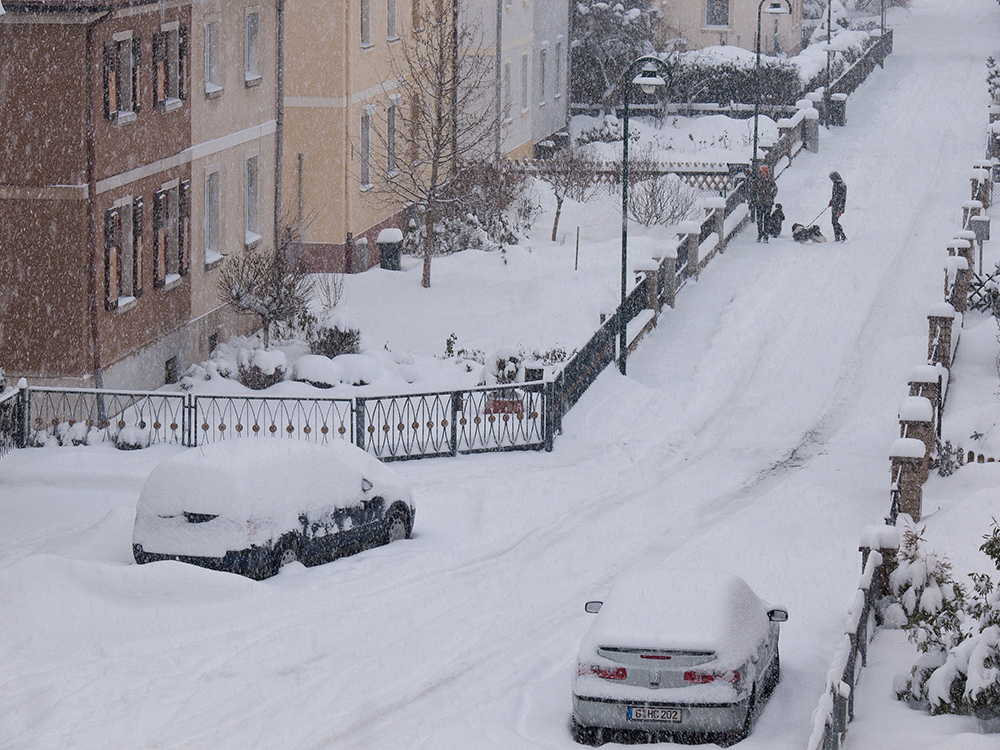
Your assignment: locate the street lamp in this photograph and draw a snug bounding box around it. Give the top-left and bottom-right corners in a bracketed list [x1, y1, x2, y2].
[619, 56, 671, 376]
[825, 0, 833, 128]
[752, 0, 792, 174]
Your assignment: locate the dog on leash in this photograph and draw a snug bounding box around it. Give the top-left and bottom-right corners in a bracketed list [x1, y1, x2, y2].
[791, 223, 828, 243]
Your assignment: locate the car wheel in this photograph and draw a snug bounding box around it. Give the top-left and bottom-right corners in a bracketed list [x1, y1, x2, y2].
[721, 686, 756, 747]
[767, 649, 781, 692]
[272, 537, 300, 575]
[384, 505, 411, 544]
[571, 719, 604, 746]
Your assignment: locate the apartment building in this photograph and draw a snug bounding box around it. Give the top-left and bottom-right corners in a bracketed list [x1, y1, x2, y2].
[656, 0, 803, 56]
[0, 0, 274, 388]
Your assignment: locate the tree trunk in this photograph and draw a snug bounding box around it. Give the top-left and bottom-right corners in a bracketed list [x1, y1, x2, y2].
[261, 316, 271, 349]
[422, 208, 435, 288]
[551, 195, 564, 242]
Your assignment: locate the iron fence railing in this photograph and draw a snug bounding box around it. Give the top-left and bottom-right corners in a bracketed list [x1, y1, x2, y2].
[193, 393, 354, 447]
[0, 388, 23, 460]
[25, 387, 188, 448]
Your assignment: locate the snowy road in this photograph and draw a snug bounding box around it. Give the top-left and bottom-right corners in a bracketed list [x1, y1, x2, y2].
[2, 1, 999, 748]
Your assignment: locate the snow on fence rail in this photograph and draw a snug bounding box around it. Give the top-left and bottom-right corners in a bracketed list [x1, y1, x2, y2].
[807, 549, 887, 750]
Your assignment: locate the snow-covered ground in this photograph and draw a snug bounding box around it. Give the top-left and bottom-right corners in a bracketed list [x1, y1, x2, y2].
[4, 0, 1000, 748]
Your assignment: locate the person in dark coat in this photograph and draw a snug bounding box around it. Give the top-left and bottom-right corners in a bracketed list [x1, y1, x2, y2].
[750, 165, 778, 242]
[829, 171, 847, 242]
[768, 203, 785, 238]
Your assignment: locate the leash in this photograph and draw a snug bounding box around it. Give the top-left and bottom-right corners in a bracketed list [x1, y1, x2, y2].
[806, 205, 831, 225]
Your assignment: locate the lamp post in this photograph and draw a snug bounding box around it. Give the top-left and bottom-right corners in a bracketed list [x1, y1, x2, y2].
[825, 0, 833, 128]
[619, 55, 671, 376]
[752, 0, 792, 174]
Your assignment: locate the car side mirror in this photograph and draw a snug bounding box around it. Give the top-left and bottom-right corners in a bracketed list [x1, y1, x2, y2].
[585, 601, 603, 614]
[768, 607, 789, 623]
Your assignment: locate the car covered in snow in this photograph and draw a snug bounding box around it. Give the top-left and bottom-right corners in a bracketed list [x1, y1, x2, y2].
[132, 439, 415, 580]
[572, 568, 787, 746]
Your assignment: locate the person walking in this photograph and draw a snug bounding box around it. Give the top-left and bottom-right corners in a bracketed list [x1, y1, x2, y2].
[751, 165, 778, 242]
[829, 171, 847, 242]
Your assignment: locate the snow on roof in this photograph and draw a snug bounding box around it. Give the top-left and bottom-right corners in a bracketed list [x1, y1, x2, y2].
[580, 568, 771, 666]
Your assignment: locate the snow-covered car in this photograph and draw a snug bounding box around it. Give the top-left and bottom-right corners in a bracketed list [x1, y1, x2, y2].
[132, 440, 415, 580]
[572, 568, 787, 746]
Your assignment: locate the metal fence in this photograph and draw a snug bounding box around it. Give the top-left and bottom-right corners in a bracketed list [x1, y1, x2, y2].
[830, 29, 894, 98]
[2, 382, 551, 461]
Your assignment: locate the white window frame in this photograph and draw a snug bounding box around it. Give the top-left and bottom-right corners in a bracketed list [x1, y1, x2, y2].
[386, 0, 398, 40]
[386, 97, 399, 175]
[706, 0, 730, 28]
[555, 40, 563, 98]
[244, 152, 261, 247]
[111, 30, 137, 123]
[503, 61, 511, 121]
[244, 9, 261, 86]
[161, 22, 182, 111]
[539, 47, 547, 105]
[205, 166, 222, 266]
[520, 53, 529, 113]
[205, 18, 223, 97]
[360, 105, 374, 189]
[361, 0, 372, 47]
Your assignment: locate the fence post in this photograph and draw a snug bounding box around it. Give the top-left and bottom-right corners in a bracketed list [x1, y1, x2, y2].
[677, 221, 701, 280]
[890, 440, 927, 521]
[355, 397, 366, 452]
[927, 303, 956, 369]
[185, 394, 195, 447]
[16, 379, 28, 449]
[450, 392, 460, 457]
[543, 380, 555, 452]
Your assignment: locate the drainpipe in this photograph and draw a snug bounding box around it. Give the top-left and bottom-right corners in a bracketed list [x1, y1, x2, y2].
[274, 0, 285, 249]
[495, 0, 502, 161]
[85, 11, 112, 391]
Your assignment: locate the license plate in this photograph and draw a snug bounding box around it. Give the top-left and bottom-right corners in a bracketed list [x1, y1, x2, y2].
[627, 706, 682, 723]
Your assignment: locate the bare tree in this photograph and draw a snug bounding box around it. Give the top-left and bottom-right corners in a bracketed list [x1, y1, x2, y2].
[627, 174, 703, 227]
[369, 0, 502, 288]
[218, 225, 313, 349]
[534, 149, 602, 241]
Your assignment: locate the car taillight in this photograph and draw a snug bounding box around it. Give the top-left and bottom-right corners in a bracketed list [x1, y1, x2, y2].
[578, 663, 627, 680]
[684, 670, 740, 684]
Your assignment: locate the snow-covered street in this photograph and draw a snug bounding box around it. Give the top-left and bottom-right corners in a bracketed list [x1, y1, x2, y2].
[3, 0, 1000, 748]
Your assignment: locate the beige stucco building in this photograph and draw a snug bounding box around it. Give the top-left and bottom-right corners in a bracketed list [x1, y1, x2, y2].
[282, 0, 413, 273]
[656, 0, 803, 56]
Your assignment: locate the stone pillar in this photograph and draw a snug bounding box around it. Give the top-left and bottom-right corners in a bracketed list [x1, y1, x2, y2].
[949, 255, 970, 314]
[908, 363, 944, 407]
[660, 254, 677, 309]
[677, 221, 701, 281]
[973, 163, 993, 208]
[899, 396, 935, 460]
[927, 302, 957, 369]
[704, 198, 727, 256]
[633, 260, 660, 314]
[891, 437, 928, 521]
[962, 199, 983, 228]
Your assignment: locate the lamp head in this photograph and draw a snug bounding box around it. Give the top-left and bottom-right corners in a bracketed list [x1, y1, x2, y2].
[763, 0, 788, 14]
[633, 62, 666, 96]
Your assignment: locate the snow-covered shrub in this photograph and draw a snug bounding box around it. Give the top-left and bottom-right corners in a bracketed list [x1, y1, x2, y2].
[989, 58, 1000, 105]
[237, 348, 287, 390]
[0, 366, 6, 392]
[309, 313, 361, 359]
[892, 524, 968, 712]
[894, 521, 1000, 720]
[482, 347, 524, 386]
[571, 0, 657, 107]
[933, 440, 963, 477]
[576, 116, 635, 146]
[627, 173, 703, 227]
[670, 58, 802, 108]
[115, 424, 151, 451]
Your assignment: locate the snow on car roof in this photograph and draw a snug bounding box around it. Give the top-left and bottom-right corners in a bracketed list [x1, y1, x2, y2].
[580, 568, 771, 665]
[138, 439, 410, 524]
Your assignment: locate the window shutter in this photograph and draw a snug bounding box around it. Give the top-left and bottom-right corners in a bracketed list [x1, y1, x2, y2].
[178, 26, 189, 101]
[153, 32, 166, 109]
[104, 208, 119, 309]
[153, 190, 166, 286]
[132, 198, 144, 298]
[103, 41, 118, 121]
[131, 36, 142, 114]
[179, 179, 190, 275]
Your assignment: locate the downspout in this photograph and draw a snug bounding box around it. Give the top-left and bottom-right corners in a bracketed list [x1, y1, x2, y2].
[274, 0, 285, 248]
[495, 0, 501, 161]
[342, 0, 351, 268]
[85, 11, 112, 390]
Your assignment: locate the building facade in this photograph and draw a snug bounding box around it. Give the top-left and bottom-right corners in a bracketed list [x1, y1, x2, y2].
[656, 0, 803, 56]
[0, 0, 274, 389]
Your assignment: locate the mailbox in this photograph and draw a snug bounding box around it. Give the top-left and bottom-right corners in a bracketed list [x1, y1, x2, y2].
[971, 215, 991, 243]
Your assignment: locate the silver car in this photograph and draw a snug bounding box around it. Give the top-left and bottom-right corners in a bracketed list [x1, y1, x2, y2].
[572, 568, 787, 746]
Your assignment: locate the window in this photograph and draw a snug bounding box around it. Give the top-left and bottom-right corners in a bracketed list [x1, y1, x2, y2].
[539, 48, 547, 103]
[555, 41, 563, 97]
[520, 54, 528, 111]
[103, 32, 140, 123]
[503, 61, 511, 117]
[104, 197, 144, 310]
[244, 154, 260, 246]
[154, 180, 190, 287]
[386, 101, 397, 173]
[205, 20, 223, 96]
[154, 23, 188, 111]
[387, 0, 397, 39]
[361, 0, 371, 46]
[245, 11, 261, 85]
[411, 0, 421, 30]
[360, 108, 372, 188]
[706, 0, 729, 27]
[205, 167, 222, 265]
